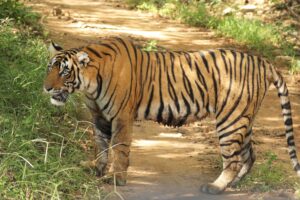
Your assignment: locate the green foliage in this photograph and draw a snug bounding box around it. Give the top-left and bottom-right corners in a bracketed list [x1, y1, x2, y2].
[213, 17, 283, 58]
[0, 3, 103, 199]
[127, 0, 298, 71]
[179, 2, 212, 27]
[290, 58, 300, 74]
[0, 0, 42, 33]
[237, 152, 298, 192]
[143, 39, 158, 51]
[127, 0, 167, 9]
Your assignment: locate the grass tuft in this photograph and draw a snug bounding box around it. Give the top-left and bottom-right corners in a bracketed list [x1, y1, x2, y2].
[0, 1, 104, 199]
[237, 152, 298, 192]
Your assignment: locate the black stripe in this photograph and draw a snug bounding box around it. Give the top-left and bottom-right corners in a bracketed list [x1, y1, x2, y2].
[286, 127, 293, 133]
[167, 105, 174, 125]
[209, 51, 220, 80]
[157, 53, 164, 123]
[216, 58, 232, 118]
[181, 65, 194, 102]
[100, 43, 117, 54]
[107, 95, 117, 114]
[216, 62, 247, 129]
[144, 85, 154, 119]
[93, 74, 103, 99]
[294, 163, 300, 171]
[194, 61, 208, 90]
[262, 61, 267, 94]
[212, 70, 218, 112]
[94, 116, 112, 138]
[220, 139, 242, 146]
[222, 142, 251, 159]
[219, 125, 247, 141]
[282, 102, 291, 110]
[231, 50, 237, 80]
[166, 67, 180, 112]
[136, 52, 147, 113]
[116, 38, 134, 112]
[102, 85, 117, 111]
[199, 52, 210, 73]
[111, 91, 128, 120]
[238, 52, 244, 83]
[250, 55, 255, 101]
[278, 92, 288, 97]
[86, 47, 102, 58]
[287, 135, 295, 146]
[245, 129, 252, 137]
[289, 150, 296, 158]
[195, 81, 205, 106]
[170, 52, 177, 82]
[178, 92, 191, 126]
[219, 49, 228, 73]
[184, 52, 192, 69]
[195, 100, 200, 116]
[285, 118, 293, 126]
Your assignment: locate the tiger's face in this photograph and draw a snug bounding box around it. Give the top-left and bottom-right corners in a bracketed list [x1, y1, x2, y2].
[44, 42, 90, 106]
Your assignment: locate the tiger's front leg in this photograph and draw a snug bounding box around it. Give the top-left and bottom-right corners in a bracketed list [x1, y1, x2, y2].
[106, 117, 132, 186]
[93, 114, 112, 177]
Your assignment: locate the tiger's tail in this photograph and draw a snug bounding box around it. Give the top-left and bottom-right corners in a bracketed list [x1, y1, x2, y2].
[271, 66, 300, 176]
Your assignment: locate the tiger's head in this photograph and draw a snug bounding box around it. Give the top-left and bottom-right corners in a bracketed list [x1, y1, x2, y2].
[44, 42, 90, 106]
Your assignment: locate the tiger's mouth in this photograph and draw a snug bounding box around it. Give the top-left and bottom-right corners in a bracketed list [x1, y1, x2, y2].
[50, 91, 69, 106]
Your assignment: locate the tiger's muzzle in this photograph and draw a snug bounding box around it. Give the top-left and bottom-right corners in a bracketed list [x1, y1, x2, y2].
[44, 87, 69, 106]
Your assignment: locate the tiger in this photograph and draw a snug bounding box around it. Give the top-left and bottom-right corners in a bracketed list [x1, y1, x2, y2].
[43, 36, 300, 194]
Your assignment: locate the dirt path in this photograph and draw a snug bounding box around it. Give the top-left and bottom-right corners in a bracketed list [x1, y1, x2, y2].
[28, 0, 300, 199]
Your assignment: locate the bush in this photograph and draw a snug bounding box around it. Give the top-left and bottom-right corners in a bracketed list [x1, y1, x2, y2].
[0, 0, 42, 33]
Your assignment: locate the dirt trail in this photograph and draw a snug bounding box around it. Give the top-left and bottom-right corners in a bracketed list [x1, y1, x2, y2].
[28, 0, 300, 199]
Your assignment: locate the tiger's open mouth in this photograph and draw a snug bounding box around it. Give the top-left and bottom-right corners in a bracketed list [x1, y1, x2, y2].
[50, 91, 69, 106]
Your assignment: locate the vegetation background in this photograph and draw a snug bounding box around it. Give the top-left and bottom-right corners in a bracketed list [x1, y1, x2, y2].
[0, 0, 300, 199]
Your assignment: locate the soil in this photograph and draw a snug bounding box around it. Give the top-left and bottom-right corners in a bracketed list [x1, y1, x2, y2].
[27, 0, 300, 199]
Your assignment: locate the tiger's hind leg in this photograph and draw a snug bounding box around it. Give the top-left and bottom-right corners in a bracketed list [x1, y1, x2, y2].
[230, 129, 256, 186]
[201, 117, 251, 194]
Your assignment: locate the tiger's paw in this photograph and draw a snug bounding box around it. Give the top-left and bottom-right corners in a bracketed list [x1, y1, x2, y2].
[201, 183, 224, 194]
[103, 176, 127, 186]
[229, 178, 240, 188]
[95, 163, 108, 177]
[95, 167, 107, 177]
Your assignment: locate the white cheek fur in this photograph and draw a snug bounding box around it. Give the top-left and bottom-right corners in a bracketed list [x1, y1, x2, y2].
[50, 98, 65, 106]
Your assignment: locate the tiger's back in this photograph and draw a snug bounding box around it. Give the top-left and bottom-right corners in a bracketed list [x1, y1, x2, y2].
[133, 49, 271, 127]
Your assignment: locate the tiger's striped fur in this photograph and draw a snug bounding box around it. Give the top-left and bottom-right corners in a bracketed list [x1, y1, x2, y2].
[44, 37, 300, 194]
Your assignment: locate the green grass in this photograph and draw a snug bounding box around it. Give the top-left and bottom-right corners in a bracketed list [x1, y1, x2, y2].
[290, 58, 300, 74]
[237, 152, 298, 192]
[127, 0, 299, 71]
[0, 1, 104, 199]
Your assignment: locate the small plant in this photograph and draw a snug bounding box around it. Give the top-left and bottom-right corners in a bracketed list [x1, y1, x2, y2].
[143, 40, 158, 51]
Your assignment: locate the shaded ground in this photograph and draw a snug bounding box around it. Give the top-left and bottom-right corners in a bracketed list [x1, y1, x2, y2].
[27, 0, 300, 199]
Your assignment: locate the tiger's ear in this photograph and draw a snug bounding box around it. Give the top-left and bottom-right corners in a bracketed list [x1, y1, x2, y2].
[76, 51, 90, 67]
[48, 41, 63, 57]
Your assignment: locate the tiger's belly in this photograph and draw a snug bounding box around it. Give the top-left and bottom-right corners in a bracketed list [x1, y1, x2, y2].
[135, 101, 209, 127]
